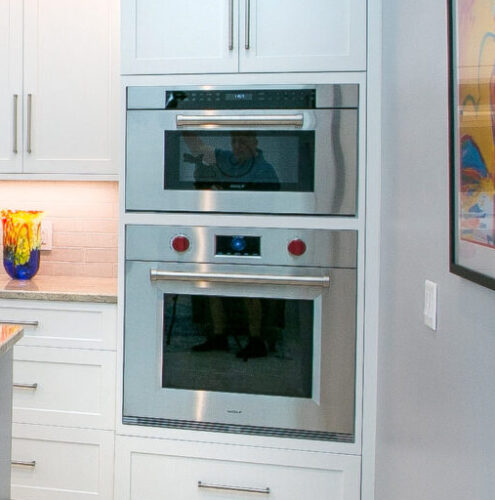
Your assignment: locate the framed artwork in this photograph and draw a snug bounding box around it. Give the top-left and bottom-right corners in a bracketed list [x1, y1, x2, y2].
[449, 0, 495, 290]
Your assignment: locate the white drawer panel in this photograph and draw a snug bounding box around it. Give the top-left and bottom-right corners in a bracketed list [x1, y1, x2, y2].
[0, 300, 117, 350]
[13, 346, 116, 430]
[115, 437, 361, 500]
[11, 423, 114, 500]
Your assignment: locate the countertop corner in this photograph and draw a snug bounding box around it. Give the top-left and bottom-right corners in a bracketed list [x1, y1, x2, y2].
[0, 324, 23, 358]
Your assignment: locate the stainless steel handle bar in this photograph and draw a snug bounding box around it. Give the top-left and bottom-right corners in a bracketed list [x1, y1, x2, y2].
[27, 94, 32, 154]
[176, 113, 304, 128]
[0, 319, 39, 327]
[11, 460, 36, 468]
[13, 94, 18, 154]
[13, 383, 38, 390]
[198, 480, 269, 494]
[229, 0, 234, 50]
[150, 269, 329, 287]
[245, 0, 251, 49]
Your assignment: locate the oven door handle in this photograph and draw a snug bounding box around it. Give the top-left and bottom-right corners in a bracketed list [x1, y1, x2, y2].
[176, 114, 304, 128]
[150, 269, 329, 287]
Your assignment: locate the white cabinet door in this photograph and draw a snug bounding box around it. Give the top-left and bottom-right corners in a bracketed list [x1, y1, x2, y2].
[12, 346, 116, 430]
[0, 299, 118, 351]
[0, 0, 22, 173]
[239, 0, 367, 73]
[122, 0, 366, 75]
[121, 0, 238, 75]
[115, 436, 361, 500]
[11, 424, 115, 500]
[21, 0, 119, 175]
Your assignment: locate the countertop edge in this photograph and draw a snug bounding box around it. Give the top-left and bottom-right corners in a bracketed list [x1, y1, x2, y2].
[0, 290, 117, 304]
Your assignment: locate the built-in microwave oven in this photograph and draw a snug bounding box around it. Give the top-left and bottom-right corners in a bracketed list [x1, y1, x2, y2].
[125, 84, 358, 215]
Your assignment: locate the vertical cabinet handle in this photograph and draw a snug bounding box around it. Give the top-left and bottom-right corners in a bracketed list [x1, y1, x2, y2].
[245, 0, 250, 49]
[27, 93, 33, 154]
[228, 0, 234, 50]
[13, 94, 18, 154]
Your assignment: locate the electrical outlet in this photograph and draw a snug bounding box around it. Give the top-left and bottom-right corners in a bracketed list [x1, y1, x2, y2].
[40, 220, 53, 251]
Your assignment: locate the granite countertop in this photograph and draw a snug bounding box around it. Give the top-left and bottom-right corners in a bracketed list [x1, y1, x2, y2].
[0, 275, 117, 304]
[0, 324, 23, 357]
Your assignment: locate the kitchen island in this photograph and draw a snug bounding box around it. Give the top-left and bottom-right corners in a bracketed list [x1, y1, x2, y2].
[0, 325, 23, 500]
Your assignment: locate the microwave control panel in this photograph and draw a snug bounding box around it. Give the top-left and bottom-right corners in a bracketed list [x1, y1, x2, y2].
[164, 89, 316, 110]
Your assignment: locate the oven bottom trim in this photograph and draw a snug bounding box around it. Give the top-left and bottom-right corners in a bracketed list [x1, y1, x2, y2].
[122, 415, 354, 443]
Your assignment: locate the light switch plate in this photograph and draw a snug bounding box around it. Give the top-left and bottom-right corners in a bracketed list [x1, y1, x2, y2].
[424, 280, 438, 330]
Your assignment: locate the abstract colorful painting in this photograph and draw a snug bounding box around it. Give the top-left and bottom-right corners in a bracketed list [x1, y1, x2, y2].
[450, 0, 495, 289]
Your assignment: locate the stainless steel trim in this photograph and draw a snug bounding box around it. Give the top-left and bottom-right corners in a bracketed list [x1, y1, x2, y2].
[13, 383, 38, 390]
[0, 319, 39, 327]
[13, 94, 18, 154]
[176, 113, 304, 127]
[11, 460, 36, 468]
[245, 0, 250, 49]
[198, 481, 269, 494]
[27, 94, 32, 154]
[150, 269, 330, 287]
[228, 0, 234, 50]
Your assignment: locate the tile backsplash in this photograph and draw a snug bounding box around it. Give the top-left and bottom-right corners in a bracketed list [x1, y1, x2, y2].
[0, 181, 118, 278]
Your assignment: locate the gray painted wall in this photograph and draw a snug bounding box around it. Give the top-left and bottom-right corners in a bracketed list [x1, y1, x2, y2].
[377, 1, 495, 499]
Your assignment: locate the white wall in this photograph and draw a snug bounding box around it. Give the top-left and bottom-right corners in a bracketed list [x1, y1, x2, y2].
[377, 1, 495, 499]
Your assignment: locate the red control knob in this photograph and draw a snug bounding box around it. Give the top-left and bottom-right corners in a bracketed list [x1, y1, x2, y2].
[171, 235, 190, 253]
[287, 238, 306, 256]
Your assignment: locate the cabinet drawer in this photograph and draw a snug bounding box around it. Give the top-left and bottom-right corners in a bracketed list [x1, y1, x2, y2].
[13, 346, 116, 430]
[115, 437, 361, 500]
[11, 423, 114, 500]
[0, 300, 117, 350]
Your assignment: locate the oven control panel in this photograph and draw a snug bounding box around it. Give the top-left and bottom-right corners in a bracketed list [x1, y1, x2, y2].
[215, 235, 260, 257]
[126, 225, 357, 269]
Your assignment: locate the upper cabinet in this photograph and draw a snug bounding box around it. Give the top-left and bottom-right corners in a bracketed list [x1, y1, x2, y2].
[0, 0, 119, 177]
[121, 0, 367, 75]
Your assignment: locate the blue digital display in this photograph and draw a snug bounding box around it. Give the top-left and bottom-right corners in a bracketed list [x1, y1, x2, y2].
[227, 92, 253, 101]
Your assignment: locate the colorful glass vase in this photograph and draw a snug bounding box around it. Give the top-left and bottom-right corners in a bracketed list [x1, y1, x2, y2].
[1, 210, 44, 280]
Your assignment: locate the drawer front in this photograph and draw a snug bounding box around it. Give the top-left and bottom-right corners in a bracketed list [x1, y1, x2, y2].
[13, 346, 116, 430]
[0, 300, 117, 350]
[11, 424, 114, 500]
[115, 437, 361, 500]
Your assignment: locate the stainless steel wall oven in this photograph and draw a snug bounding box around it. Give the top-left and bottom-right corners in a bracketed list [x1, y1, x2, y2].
[123, 225, 358, 442]
[125, 84, 358, 215]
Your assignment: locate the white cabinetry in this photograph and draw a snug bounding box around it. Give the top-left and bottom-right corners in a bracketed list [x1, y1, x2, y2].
[0, 299, 117, 500]
[115, 436, 361, 500]
[0, 0, 119, 177]
[121, 0, 366, 75]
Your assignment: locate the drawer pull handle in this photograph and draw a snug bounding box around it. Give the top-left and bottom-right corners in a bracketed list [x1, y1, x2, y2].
[198, 481, 270, 494]
[12, 460, 36, 468]
[13, 383, 38, 390]
[0, 319, 39, 327]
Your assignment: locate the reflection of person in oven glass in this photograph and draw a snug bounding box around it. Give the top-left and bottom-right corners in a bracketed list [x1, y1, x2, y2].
[183, 131, 279, 187]
[192, 297, 286, 360]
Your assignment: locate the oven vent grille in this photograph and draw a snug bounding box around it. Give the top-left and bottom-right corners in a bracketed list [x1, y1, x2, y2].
[122, 416, 354, 443]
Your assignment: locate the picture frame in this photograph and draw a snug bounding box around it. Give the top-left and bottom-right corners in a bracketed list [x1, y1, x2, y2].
[448, 0, 495, 290]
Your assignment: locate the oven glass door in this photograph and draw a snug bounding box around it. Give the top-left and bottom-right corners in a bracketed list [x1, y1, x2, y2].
[125, 109, 357, 215]
[123, 261, 357, 442]
[162, 294, 314, 398]
[164, 130, 314, 192]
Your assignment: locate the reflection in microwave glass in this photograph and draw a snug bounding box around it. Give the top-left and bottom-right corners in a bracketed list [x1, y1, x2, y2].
[161, 294, 314, 398]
